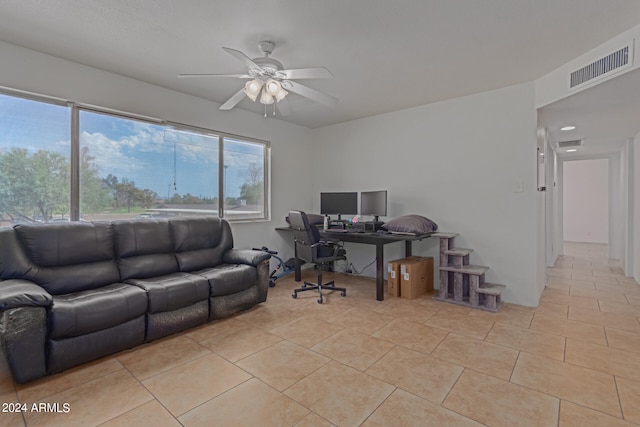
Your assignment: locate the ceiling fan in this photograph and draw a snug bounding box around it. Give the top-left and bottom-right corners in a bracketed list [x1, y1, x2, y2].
[178, 41, 338, 116]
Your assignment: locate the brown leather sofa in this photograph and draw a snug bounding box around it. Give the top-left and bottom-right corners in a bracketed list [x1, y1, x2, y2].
[0, 217, 270, 383]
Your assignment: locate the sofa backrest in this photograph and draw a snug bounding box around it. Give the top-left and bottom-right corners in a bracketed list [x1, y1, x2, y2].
[0, 227, 35, 280]
[170, 217, 233, 272]
[0, 217, 235, 293]
[7, 222, 121, 295]
[113, 219, 179, 280]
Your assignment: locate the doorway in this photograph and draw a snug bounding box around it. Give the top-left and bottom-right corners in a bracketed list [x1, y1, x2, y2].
[562, 158, 609, 246]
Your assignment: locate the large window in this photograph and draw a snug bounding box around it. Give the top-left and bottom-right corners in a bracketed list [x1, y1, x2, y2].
[0, 92, 269, 226]
[224, 138, 268, 220]
[79, 111, 221, 221]
[0, 95, 70, 226]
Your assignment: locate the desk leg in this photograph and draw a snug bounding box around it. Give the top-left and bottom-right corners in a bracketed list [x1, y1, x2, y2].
[295, 258, 301, 282]
[405, 241, 412, 257]
[376, 243, 384, 301]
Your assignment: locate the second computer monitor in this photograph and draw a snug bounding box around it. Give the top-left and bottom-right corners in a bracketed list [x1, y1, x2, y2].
[360, 190, 387, 222]
[320, 192, 358, 220]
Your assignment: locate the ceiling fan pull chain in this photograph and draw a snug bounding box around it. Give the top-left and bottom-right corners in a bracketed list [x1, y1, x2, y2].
[264, 103, 267, 118]
[273, 103, 276, 117]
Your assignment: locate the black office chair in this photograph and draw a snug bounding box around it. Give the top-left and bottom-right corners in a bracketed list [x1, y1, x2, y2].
[288, 210, 347, 304]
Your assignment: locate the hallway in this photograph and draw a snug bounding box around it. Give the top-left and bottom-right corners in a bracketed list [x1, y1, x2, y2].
[541, 241, 640, 424]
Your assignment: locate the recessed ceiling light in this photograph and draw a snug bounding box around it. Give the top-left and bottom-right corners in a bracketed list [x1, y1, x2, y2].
[561, 126, 576, 131]
[539, 152, 544, 156]
[566, 148, 577, 152]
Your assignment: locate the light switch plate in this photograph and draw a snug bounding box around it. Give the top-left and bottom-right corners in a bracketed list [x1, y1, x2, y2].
[513, 180, 524, 193]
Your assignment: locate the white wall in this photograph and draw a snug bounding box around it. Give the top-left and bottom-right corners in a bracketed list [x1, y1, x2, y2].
[0, 41, 313, 262]
[562, 159, 609, 243]
[310, 83, 540, 307]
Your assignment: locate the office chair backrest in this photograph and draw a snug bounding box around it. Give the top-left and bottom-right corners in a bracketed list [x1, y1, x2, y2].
[288, 210, 319, 263]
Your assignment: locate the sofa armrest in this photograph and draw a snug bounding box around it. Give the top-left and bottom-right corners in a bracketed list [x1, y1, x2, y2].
[0, 280, 53, 311]
[223, 249, 271, 267]
[0, 307, 48, 383]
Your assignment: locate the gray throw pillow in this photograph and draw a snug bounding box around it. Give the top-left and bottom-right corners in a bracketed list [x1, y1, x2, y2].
[382, 215, 438, 234]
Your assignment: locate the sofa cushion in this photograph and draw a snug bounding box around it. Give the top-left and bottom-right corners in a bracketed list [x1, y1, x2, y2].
[193, 264, 257, 297]
[12, 222, 121, 294]
[170, 217, 233, 271]
[125, 272, 210, 313]
[113, 220, 179, 280]
[14, 222, 115, 266]
[49, 283, 147, 339]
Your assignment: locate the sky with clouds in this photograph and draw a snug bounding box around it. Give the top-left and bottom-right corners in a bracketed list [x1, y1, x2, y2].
[0, 94, 264, 198]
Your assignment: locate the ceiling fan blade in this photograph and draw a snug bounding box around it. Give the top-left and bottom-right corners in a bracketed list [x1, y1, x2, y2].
[219, 88, 246, 110]
[178, 73, 251, 79]
[276, 98, 293, 116]
[281, 80, 338, 107]
[280, 67, 333, 79]
[222, 47, 260, 69]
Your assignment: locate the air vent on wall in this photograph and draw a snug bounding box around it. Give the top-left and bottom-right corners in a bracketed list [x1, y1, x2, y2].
[556, 139, 582, 149]
[570, 44, 632, 89]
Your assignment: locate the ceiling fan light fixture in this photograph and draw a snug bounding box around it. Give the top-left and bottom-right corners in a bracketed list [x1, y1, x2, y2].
[275, 88, 288, 102]
[244, 79, 263, 101]
[265, 79, 288, 102]
[265, 79, 280, 95]
[260, 90, 275, 105]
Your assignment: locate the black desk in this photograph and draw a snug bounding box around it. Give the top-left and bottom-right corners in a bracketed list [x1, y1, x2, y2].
[275, 227, 433, 301]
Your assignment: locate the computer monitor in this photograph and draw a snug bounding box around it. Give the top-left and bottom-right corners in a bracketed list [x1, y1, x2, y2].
[360, 190, 387, 222]
[320, 192, 358, 220]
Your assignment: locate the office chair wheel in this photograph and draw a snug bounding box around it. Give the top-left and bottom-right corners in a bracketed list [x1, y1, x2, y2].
[341, 291, 346, 297]
[292, 292, 297, 299]
[269, 280, 275, 288]
[317, 298, 323, 304]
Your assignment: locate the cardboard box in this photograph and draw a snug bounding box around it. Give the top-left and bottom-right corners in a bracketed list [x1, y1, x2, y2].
[400, 257, 434, 299]
[387, 256, 422, 297]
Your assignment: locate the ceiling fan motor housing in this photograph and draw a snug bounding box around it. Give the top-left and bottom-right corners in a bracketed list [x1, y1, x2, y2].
[250, 57, 285, 79]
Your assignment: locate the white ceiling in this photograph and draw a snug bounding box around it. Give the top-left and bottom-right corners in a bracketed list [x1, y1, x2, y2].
[1, 0, 640, 134]
[539, 67, 640, 158]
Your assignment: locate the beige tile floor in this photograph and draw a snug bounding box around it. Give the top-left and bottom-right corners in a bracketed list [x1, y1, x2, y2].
[2, 241, 640, 426]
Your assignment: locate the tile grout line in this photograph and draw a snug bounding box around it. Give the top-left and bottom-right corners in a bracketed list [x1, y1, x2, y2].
[103, 358, 171, 426]
[126, 348, 213, 383]
[16, 364, 129, 407]
[613, 375, 626, 422]
[174, 376, 255, 422]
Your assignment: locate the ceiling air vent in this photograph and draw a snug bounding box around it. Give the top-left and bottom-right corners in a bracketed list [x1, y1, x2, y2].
[570, 44, 632, 89]
[556, 139, 582, 149]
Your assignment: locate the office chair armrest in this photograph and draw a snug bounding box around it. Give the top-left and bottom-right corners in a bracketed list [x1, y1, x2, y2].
[317, 240, 343, 247]
[311, 240, 343, 250]
[314, 240, 345, 258]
